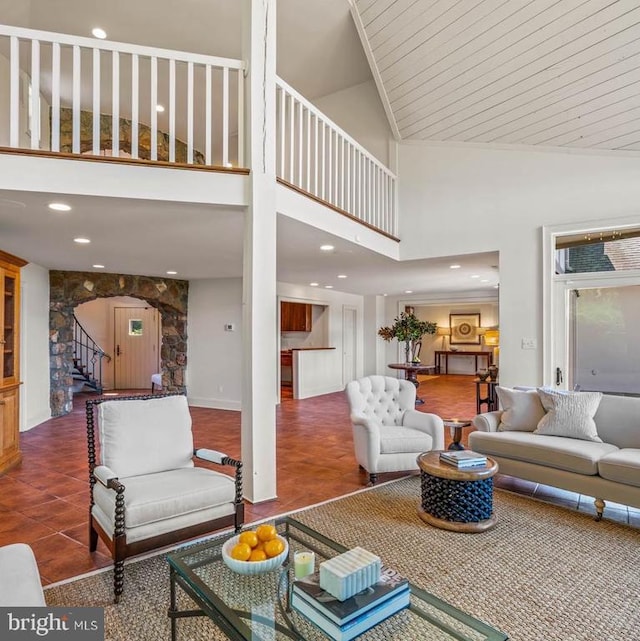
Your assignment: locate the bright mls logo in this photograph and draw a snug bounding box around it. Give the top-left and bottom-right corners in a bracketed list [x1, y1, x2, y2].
[1, 608, 104, 640]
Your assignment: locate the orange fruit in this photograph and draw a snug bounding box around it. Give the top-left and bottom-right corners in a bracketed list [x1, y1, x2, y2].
[229, 542, 251, 561]
[249, 549, 267, 562]
[256, 524, 277, 542]
[238, 531, 259, 548]
[264, 538, 285, 558]
[254, 541, 265, 552]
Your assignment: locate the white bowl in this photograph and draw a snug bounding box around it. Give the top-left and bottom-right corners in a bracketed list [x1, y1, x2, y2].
[221, 534, 289, 575]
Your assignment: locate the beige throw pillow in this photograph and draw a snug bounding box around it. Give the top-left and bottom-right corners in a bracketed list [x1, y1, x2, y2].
[496, 387, 546, 432]
[535, 388, 603, 442]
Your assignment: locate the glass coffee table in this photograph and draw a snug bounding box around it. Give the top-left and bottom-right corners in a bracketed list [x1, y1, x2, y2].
[167, 516, 508, 641]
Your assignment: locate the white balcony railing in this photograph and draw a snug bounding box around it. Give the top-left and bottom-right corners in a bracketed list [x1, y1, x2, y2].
[0, 25, 245, 167]
[0, 25, 398, 238]
[276, 77, 398, 238]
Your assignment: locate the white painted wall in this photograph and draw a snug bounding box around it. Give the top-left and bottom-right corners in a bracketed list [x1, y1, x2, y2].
[398, 142, 640, 387]
[20, 262, 50, 430]
[313, 79, 393, 167]
[187, 278, 243, 411]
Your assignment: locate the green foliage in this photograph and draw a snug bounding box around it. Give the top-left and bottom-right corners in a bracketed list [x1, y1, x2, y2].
[378, 312, 437, 342]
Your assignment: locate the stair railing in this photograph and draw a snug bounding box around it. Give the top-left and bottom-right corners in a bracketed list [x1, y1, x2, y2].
[73, 314, 110, 394]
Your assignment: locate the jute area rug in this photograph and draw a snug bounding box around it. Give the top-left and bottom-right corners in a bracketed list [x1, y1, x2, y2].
[45, 476, 640, 641]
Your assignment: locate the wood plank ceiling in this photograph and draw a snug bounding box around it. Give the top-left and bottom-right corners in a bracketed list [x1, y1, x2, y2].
[351, 0, 640, 151]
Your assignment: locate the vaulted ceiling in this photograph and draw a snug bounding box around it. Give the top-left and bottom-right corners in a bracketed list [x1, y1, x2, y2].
[351, 0, 640, 152]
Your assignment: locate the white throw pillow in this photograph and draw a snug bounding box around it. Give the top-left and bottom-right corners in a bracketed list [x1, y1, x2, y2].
[534, 388, 603, 442]
[496, 387, 546, 432]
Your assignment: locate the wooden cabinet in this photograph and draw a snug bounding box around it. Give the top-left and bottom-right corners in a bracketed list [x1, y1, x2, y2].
[281, 302, 312, 332]
[0, 250, 26, 474]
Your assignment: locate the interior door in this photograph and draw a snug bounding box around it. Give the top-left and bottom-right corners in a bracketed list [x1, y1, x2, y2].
[114, 307, 160, 389]
[342, 306, 357, 385]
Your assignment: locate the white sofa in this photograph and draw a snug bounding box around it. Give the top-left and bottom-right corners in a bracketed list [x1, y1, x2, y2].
[0, 543, 46, 606]
[469, 390, 640, 519]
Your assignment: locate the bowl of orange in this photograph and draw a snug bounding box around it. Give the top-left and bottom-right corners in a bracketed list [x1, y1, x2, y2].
[221, 523, 288, 575]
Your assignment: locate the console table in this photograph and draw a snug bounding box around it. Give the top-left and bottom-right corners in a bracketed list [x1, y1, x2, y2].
[434, 350, 493, 374]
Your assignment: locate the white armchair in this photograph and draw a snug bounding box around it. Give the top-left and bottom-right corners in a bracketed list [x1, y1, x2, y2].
[345, 375, 444, 485]
[86, 393, 244, 603]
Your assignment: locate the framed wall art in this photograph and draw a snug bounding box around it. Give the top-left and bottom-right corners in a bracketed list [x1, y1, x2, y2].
[449, 313, 481, 345]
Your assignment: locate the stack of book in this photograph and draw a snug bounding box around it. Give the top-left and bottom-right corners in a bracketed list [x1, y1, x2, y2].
[290, 566, 410, 641]
[440, 450, 487, 468]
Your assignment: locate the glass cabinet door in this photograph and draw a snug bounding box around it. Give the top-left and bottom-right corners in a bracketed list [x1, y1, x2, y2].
[2, 269, 18, 384]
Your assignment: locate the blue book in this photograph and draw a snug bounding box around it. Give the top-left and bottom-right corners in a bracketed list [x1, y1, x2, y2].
[291, 566, 408, 626]
[291, 586, 411, 641]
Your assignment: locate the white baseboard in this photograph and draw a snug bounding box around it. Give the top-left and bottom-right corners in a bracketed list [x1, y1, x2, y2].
[22, 410, 53, 431]
[188, 396, 241, 411]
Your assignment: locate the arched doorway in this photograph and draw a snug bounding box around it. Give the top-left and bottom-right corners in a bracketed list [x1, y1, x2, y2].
[49, 270, 188, 416]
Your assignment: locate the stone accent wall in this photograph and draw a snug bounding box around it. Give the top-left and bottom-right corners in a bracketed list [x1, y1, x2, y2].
[49, 271, 189, 417]
[57, 107, 206, 164]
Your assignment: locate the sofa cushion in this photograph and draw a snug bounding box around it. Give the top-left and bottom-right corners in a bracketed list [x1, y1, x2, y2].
[496, 387, 546, 432]
[593, 395, 640, 449]
[598, 449, 640, 488]
[379, 425, 432, 454]
[469, 431, 619, 475]
[93, 467, 235, 529]
[535, 389, 603, 442]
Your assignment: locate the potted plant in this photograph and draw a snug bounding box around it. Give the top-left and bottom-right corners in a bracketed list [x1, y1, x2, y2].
[378, 312, 437, 363]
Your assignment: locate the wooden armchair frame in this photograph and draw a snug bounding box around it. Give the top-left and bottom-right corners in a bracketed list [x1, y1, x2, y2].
[86, 393, 244, 603]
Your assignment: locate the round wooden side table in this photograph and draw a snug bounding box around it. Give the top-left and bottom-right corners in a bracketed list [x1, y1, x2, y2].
[416, 451, 498, 533]
[443, 419, 472, 450]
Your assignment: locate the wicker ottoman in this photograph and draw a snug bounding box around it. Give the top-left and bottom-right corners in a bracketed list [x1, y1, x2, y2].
[417, 451, 498, 533]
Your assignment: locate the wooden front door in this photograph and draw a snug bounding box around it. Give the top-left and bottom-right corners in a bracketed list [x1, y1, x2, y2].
[114, 307, 160, 389]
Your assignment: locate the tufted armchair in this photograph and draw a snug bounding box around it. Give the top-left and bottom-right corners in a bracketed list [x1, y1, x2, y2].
[345, 375, 444, 485]
[86, 393, 244, 603]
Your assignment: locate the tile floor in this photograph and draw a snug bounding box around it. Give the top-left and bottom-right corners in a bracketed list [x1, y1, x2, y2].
[0, 374, 637, 587]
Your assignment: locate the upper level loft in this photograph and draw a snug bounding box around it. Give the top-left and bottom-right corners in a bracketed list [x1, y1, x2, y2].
[0, 25, 398, 240]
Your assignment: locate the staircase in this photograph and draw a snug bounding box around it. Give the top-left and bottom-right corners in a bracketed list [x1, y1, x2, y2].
[72, 315, 109, 394]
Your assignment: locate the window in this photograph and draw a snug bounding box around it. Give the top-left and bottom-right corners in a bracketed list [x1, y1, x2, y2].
[129, 320, 143, 336]
[556, 227, 640, 274]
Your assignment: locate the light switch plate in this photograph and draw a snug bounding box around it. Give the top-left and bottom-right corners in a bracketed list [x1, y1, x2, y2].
[521, 338, 537, 349]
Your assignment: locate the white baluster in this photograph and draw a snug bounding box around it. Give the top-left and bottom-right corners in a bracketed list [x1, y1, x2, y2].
[306, 107, 311, 191]
[9, 36, 19, 147]
[169, 59, 176, 163]
[51, 42, 61, 152]
[297, 101, 303, 187]
[237, 68, 244, 167]
[111, 50, 119, 157]
[131, 54, 139, 159]
[92, 48, 100, 155]
[72, 45, 81, 154]
[222, 66, 229, 167]
[288, 93, 294, 183]
[187, 61, 194, 164]
[205, 64, 212, 166]
[30, 40, 40, 149]
[150, 56, 157, 161]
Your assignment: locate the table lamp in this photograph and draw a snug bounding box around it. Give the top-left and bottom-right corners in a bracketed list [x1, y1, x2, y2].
[436, 326, 451, 350]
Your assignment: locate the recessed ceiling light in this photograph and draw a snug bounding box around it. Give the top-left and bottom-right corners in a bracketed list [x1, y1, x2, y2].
[471, 274, 480, 279]
[166, 270, 177, 275]
[92, 264, 105, 269]
[480, 279, 489, 283]
[404, 290, 413, 294]
[156, 104, 165, 113]
[337, 274, 347, 279]
[309, 282, 319, 287]
[74, 237, 90, 244]
[450, 264, 461, 269]
[320, 244, 334, 252]
[92, 27, 107, 39]
[325, 285, 333, 289]
[48, 202, 71, 211]
[383, 293, 388, 297]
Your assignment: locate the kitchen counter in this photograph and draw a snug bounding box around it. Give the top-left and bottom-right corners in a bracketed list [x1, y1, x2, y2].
[280, 348, 340, 399]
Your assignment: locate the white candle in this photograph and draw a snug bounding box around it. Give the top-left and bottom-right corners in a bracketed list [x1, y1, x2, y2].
[294, 551, 315, 579]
